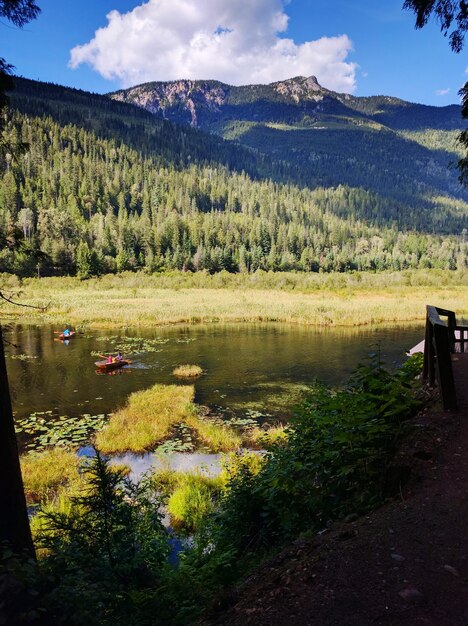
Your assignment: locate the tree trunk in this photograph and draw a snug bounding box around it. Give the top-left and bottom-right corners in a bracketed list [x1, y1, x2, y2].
[0, 325, 35, 556]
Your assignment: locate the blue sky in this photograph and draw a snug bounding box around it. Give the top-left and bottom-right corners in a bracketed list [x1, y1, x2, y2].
[1, 0, 467, 105]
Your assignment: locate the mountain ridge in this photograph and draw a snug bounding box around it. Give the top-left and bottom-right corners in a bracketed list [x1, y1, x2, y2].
[108, 74, 468, 213]
[109, 75, 463, 131]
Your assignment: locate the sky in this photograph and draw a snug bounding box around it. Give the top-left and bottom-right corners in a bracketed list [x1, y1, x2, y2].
[1, 0, 467, 105]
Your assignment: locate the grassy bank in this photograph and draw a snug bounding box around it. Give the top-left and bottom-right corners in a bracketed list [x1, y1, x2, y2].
[0, 269, 467, 328]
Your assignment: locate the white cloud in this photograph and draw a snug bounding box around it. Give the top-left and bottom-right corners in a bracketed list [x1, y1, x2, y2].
[435, 88, 450, 96]
[69, 0, 357, 91]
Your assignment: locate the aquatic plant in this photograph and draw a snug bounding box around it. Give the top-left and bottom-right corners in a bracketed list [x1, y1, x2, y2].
[172, 364, 203, 378]
[95, 384, 246, 454]
[150, 467, 223, 534]
[186, 413, 242, 453]
[15, 412, 109, 451]
[95, 384, 196, 454]
[92, 335, 170, 356]
[246, 424, 288, 449]
[10, 353, 38, 361]
[154, 422, 195, 454]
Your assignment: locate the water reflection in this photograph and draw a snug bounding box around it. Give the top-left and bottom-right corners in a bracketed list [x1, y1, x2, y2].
[5, 323, 423, 423]
[112, 452, 223, 482]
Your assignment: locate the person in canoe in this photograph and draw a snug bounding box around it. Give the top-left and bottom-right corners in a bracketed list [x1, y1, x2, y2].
[62, 327, 71, 338]
[99, 353, 120, 363]
[95, 353, 131, 372]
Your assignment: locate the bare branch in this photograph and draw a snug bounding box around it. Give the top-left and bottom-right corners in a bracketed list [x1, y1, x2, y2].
[0, 290, 48, 310]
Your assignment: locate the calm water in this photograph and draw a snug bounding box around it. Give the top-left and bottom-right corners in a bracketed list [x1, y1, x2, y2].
[5, 323, 423, 425]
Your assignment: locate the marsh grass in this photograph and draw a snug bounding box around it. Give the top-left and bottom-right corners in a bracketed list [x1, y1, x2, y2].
[172, 364, 203, 378]
[95, 384, 196, 454]
[109, 462, 131, 477]
[2, 269, 467, 328]
[154, 470, 223, 533]
[20, 448, 82, 505]
[187, 414, 243, 452]
[150, 467, 181, 496]
[95, 381, 244, 454]
[246, 424, 288, 449]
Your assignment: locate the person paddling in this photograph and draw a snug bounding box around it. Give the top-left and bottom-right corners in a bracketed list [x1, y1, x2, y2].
[98, 353, 119, 364]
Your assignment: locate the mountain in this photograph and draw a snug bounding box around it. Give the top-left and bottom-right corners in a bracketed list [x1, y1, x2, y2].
[109, 75, 463, 131]
[0, 76, 466, 278]
[110, 76, 468, 218]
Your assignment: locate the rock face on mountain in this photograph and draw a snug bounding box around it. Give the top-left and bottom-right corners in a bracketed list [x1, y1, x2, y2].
[273, 75, 329, 102]
[111, 79, 229, 126]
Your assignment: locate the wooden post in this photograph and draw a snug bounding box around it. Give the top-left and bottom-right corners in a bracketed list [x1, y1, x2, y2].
[0, 325, 35, 556]
[423, 312, 432, 382]
[433, 322, 457, 411]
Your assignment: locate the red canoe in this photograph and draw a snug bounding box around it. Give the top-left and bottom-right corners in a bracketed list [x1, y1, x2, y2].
[59, 331, 76, 340]
[95, 359, 131, 371]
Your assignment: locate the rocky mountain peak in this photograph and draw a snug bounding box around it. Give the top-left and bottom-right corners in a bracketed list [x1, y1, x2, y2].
[273, 75, 328, 102]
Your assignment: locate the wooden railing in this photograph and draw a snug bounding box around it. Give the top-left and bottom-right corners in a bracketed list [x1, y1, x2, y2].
[423, 305, 458, 410]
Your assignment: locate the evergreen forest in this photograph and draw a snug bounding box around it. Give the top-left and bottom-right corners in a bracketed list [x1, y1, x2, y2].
[0, 77, 467, 277]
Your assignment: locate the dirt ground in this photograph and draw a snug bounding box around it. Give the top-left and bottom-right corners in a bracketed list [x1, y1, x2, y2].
[203, 354, 468, 626]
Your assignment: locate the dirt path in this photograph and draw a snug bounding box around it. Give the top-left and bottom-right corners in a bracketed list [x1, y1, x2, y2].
[204, 355, 468, 626]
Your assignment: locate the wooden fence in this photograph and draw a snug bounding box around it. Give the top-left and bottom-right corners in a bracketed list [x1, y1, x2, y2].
[423, 305, 468, 410]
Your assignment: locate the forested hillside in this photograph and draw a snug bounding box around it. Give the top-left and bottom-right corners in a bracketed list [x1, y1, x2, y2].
[0, 77, 466, 277]
[112, 75, 468, 218]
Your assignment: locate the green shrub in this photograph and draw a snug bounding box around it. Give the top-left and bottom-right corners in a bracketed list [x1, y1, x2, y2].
[213, 353, 423, 554]
[34, 452, 169, 625]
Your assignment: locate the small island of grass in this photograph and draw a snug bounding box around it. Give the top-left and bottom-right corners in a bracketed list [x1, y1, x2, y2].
[95, 383, 242, 454]
[172, 364, 203, 378]
[95, 384, 196, 454]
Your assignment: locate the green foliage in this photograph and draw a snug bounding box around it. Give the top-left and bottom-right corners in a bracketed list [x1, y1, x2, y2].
[167, 473, 223, 534]
[0, 543, 43, 625]
[20, 447, 81, 505]
[212, 354, 424, 555]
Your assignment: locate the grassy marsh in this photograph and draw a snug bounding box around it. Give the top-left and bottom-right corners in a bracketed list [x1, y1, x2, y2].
[246, 424, 288, 449]
[1, 269, 467, 328]
[166, 473, 223, 533]
[187, 414, 242, 452]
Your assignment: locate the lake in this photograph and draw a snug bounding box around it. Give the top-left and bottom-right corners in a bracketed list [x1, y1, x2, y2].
[5, 323, 423, 429]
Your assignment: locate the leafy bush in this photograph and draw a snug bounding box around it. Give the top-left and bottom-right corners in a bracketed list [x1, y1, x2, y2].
[213, 354, 423, 555]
